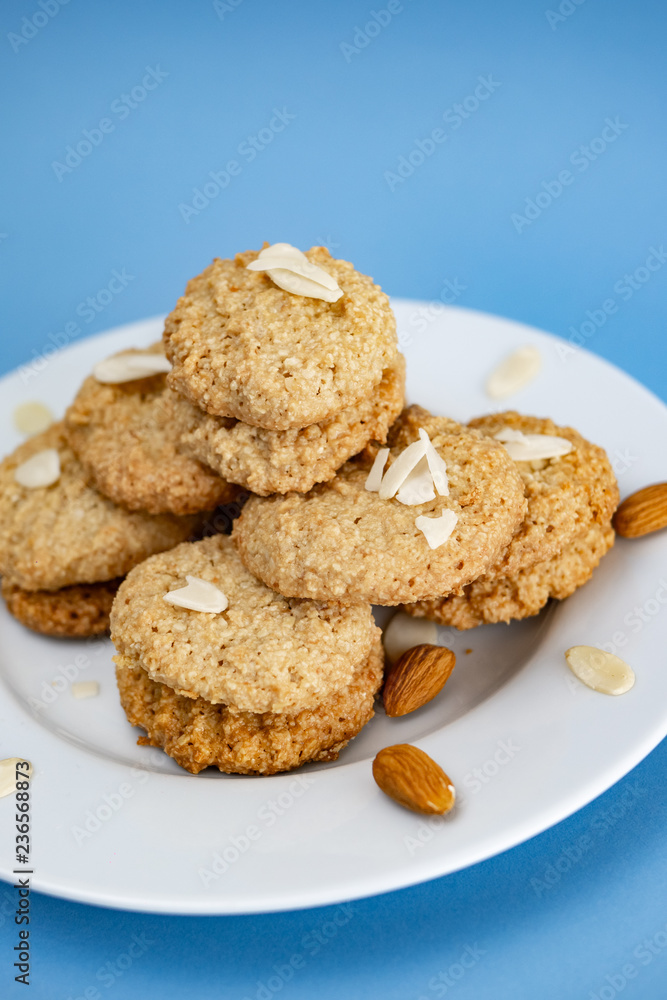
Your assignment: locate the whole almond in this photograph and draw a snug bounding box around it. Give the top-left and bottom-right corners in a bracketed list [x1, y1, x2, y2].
[372, 744, 455, 815]
[613, 483, 667, 538]
[383, 644, 456, 717]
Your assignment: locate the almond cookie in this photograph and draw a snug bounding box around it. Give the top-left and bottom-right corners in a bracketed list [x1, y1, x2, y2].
[163, 246, 398, 429]
[110, 534, 377, 715]
[465, 411, 619, 576]
[64, 346, 237, 515]
[404, 521, 615, 629]
[170, 355, 406, 496]
[115, 634, 383, 775]
[232, 407, 527, 605]
[2, 578, 121, 637]
[0, 424, 203, 592]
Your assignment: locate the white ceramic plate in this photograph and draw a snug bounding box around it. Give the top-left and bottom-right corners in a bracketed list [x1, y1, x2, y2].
[1, 302, 666, 915]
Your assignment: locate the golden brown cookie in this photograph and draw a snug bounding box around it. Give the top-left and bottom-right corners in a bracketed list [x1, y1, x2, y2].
[115, 634, 383, 775]
[2, 578, 121, 637]
[404, 521, 615, 629]
[0, 424, 202, 592]
[171, 355, 406, 496]
[110, 534, 376, 715]
[64, 346, 237, 515]
[163, 246, 398, 430]
[466, 411, 619, 576]
[232, 407, 527, 605]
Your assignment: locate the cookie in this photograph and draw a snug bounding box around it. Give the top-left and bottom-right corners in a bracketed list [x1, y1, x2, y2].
[2, 578, 121, 637]
[232, 407, 528, 605]
[110, 534, 377, 715]
[466, 412, 619, 576]
[170, 355, 406, 496]
[163, 246, 398, 430]
[404, 521, 615, 629]
[115, 634, 383, 775]
[0, 424, 203, 592]
[64, 346, 237, 515]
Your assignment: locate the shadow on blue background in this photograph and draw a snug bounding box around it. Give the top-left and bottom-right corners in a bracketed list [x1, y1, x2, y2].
[1, 0, 666, 997]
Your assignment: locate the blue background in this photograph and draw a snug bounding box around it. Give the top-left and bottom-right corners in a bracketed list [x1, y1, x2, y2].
[1, 0, 667, 996]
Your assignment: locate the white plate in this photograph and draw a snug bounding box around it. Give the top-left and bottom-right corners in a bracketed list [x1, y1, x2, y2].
[1, 302, 666, 915]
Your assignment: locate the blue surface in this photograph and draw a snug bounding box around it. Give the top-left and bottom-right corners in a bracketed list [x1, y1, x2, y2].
[1, 0, 666, 996]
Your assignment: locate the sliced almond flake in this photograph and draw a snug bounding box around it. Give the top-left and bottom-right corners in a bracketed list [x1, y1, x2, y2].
[164, 575, 228, 614]
[365, 448, 389, 492]
[494, 428, 573, 462]
[565, 646, 635, 696]
[14, 448, 60, 488]
[382, 612, 439, 665]
[246, 243, 343, 302]
[396, 456, 436, 505]
[378, 439, 427, 500]
[415, 510, 458, 550]
[13, 401, 54, 437]
[93, 352, 172, 384]
[72, 681, 99, 700]
[418, 428, 449, 496]
[486, 345, 542, 399]
[247, 244, 339, 290]
[0, 758, 32, 798]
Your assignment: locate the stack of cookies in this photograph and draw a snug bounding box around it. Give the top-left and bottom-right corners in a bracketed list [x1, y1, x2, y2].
[0, 423, 205, 637]
[111, 535, 383, 774]
[0, 240, 621, 777]
[161, 244, 405, 496]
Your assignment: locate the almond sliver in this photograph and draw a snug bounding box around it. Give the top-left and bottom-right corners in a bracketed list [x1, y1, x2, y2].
[396, 456, 436, 505]
[14, 448, 60, 488]
[365, 448, 389, 492]
[415, 510, 458, 549]
[164, 576, 228, 614]
[378, 439, 427, 500]
[494, 428, 573, 462]
[418, 428, 449, 496]
[94, 352, 172, 384]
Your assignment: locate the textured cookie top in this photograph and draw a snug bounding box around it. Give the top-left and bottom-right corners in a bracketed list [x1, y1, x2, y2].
[171, 355, 406, 495]
[64, 345, 237, 515]
[0, 424, 201, 591]
[110, 534, 375, 715]
[232, 406, 528, 605]
[405, 521, 615, 629]
[115, 634, 383, 775]
[163, 246, 398, 429]
[468, 411, 619, 576]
